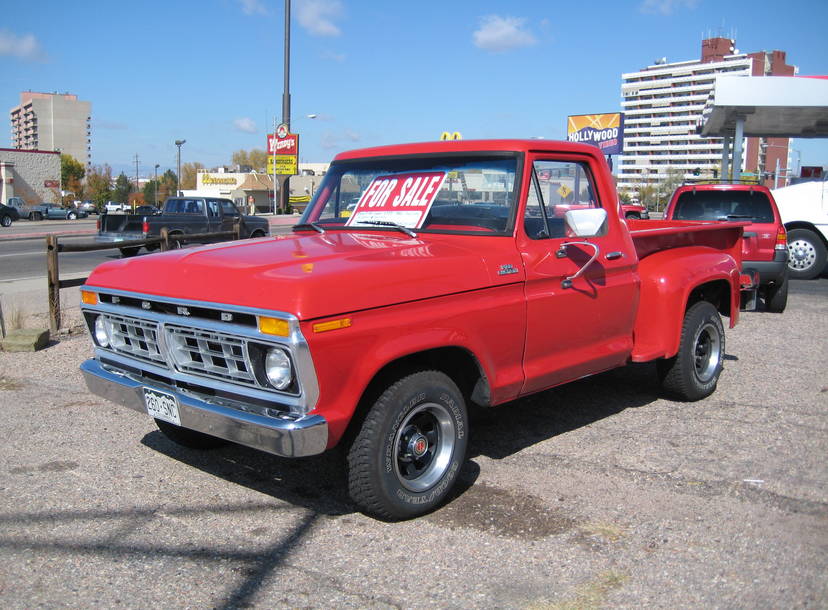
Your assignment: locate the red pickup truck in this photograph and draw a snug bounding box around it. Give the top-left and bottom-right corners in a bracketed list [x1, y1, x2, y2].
[80, 140, 745, 520]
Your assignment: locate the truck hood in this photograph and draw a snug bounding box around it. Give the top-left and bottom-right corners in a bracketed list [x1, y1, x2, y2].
[85, 231, 521, 320]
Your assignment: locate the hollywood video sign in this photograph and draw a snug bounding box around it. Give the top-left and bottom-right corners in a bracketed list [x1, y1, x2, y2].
[567, 113, 624, 155]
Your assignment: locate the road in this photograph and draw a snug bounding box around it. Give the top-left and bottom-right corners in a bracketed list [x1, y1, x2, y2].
[0, 277, 825, 608]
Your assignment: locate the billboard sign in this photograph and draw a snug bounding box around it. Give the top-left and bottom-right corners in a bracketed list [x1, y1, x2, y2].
[567, 113, 624, 155]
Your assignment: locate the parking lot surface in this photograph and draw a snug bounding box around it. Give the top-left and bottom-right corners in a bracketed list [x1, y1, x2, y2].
[0, 291, 825, 608]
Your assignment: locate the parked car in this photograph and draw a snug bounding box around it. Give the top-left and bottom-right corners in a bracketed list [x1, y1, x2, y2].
[80, 138, 748, 520]
[105, 201, 129, 213]
[664, 182, 788, 312]
[0, 203, 20, 227]
[133, 205, 160, 216]
[621, 202, 650, 219]
[40, 204, 89, 220]
[96, 196, 269, 257]
[79, 201, 99, 215]
[5, 196, 48, 221]
[771, 179, 828, 280]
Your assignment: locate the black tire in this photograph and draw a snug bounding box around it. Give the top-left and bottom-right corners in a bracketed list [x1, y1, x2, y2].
[0, 214, 11, 227]
[625, 213, 641, 220]
[250, 229, 265, 238]
[787, 228, 827, 280]
[169, 233, 184, 249]
[658, 301, 725, 401]
[764, 274, 788, 313]
[119, 247, 141, 257]
[346, 370, 468, 520]
[30, 212, 42, 221]
[67, 211, 77, 220]
[154, 419, 228, 450]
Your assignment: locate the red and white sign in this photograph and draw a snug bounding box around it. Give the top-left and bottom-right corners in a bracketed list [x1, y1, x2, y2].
[346, 171, 447, 229]
[267, 133, 299, 155]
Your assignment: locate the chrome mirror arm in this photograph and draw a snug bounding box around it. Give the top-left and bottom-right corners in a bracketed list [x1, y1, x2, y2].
[556, 241, 600, 288]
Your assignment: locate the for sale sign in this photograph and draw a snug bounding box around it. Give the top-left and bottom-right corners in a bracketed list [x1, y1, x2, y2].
[346, 171, 447, 229]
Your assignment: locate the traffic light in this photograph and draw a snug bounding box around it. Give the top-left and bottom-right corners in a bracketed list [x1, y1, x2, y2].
[693, 167, 701, 176]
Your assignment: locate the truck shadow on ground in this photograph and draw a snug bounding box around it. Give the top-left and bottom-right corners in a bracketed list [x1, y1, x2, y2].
[141, 360, 669, 518]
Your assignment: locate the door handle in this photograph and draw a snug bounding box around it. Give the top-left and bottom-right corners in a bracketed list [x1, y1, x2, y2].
[557, 241, 600, 289]
[605, 251, 624, 260]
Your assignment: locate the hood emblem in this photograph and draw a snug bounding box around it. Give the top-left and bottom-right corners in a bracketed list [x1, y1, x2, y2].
[497, 264, 519, 276]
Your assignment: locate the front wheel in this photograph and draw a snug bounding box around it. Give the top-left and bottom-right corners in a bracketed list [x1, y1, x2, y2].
[119, 247, 141, 257]
[658, 301, 725, 401]
[787, 228, 827, 280]
[0, 215, 11, 227]
[67, 211, 77, 220]
[346, 370, 468, 520]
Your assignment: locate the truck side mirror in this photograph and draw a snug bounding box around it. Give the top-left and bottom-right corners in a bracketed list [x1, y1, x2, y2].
[564, 208, 607, 238]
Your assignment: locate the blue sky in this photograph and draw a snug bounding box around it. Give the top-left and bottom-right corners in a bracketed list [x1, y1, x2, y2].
[2, 0, 827, 177]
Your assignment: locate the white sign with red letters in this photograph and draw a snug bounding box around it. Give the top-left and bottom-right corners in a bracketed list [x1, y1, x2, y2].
[346, 171, 447, 229]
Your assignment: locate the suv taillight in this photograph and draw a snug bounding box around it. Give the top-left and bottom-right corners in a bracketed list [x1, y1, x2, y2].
[775, 227, 787, 250]
[96, 218, 100, 231]
[142, 220, 149, 234]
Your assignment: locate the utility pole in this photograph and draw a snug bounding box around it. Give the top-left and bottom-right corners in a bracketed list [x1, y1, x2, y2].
[279, 0, 292, 214]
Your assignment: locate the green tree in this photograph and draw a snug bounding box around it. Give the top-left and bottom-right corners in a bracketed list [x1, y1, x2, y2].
[159, 169, 178, 201]
[142, 180, 159, 206]
[59, 154, 86, 205]
[618, 190, 633, 205]
[113, 172, 133, 203]
[656, 168, 685, 206]
[180, 162, 204, 190]
[86, 165, 114, 207]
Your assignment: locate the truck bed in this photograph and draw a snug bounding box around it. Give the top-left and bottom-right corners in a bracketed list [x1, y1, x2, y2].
[627, 219, 744, 262]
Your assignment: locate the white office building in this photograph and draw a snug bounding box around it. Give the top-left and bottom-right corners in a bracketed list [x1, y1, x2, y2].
[618, 38, 795, 195]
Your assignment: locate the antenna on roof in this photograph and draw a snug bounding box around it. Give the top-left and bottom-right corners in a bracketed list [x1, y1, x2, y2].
[654, 57, 667, 65]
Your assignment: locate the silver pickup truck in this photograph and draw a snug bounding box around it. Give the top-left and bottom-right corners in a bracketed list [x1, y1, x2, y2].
[5, 197, 50, 221]
[96, 196, 271, 256]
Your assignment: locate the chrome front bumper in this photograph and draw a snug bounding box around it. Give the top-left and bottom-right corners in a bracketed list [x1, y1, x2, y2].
[81, 358, 328, 457]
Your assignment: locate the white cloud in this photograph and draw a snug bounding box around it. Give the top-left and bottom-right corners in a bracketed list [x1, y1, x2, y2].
[0, 29, 46, 62]
[238, 0, 267, 16]
[233, 117, 258, 133]
[639, 0, 699, 15]
[473, 15, 537, 53]
[296, 0, 343, 37]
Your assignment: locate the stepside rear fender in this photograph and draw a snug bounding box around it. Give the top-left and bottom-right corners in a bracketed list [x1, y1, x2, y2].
[631, 246, 740, 363]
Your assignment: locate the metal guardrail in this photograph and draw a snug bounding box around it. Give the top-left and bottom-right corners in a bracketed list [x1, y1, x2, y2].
[45, 219, 242, 332]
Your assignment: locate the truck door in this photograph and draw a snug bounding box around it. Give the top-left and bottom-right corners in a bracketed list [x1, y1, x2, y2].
[518, 155, 639, 394]
[216, 199, 241, 236]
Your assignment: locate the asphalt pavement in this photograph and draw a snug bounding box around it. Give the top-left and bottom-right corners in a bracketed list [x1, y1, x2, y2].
[0, 288, 825, 607]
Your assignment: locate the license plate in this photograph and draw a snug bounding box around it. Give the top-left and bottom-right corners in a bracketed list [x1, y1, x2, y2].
[143, 387, 180, 426]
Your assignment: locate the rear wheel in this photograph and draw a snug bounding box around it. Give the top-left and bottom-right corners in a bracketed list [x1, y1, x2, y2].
[764, 274, 788, 313]
[250, 229, 265, 238]
[787, 228, 827, 280]
[119, 247, 140, 257]
[658, 301, 725, 401]
[346, 370, 468, 520]
[29, 212, 42, 221]
[155, 419, 228, 450]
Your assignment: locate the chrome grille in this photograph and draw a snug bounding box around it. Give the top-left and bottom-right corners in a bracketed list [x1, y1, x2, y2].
[105, 314, 165, 365]
[165, 325, 256, 385]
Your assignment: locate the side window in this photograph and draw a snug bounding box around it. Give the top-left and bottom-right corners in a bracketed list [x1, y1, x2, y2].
[220, 199, 239, 217]
[206, 199, 220, 218]
[524, 160, 599, 239]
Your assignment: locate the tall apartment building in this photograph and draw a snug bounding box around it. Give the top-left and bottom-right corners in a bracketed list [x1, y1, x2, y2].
[9, 92, 92, 168]
[618, 38, 796, 194]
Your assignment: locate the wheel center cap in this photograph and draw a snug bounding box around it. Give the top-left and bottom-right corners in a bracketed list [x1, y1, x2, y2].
[408, 434, 428, 458]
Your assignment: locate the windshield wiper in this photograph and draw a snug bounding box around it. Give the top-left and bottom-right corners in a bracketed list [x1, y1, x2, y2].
[293, 222, 325, 234]
[718, 214, 754, 221]
[359, 220, 417, 238]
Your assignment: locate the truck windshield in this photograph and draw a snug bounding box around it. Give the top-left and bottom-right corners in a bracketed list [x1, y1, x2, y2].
[299, 154, 519, 235]
[674, 190, 774, 223]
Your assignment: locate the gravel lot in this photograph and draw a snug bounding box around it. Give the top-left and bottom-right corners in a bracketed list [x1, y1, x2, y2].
[0, 292, 825, 608]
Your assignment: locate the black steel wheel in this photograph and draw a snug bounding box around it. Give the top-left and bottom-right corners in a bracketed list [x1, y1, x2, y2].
[658, 301, 725, 401]
[0, 214, 11, 227]
[346, 370, 468, 520]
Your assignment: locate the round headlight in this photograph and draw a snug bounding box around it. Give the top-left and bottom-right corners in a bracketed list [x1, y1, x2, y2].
[94, 315, 110, 348]
[264, 348, 292, 390]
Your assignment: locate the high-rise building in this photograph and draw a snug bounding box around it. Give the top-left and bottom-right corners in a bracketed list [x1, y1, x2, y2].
[9, 92, 92, 168]
[618, 38, 796, 194]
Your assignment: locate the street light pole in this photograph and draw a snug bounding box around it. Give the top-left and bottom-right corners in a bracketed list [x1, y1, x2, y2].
[175, 139, 186, 196]
[279, 0, 292, 214]
[154, 164, 160, 206]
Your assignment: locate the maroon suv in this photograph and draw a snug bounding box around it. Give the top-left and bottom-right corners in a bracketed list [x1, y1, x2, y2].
[665, 183, 788, 313]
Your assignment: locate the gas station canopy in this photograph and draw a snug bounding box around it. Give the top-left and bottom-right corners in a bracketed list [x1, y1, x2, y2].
[700, 76, 828, 138]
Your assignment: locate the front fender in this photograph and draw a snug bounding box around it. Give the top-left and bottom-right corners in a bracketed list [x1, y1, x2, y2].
[631, 246, 740, 362]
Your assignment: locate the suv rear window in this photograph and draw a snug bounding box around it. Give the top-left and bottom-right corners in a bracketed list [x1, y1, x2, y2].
[673, 190, 774, 223]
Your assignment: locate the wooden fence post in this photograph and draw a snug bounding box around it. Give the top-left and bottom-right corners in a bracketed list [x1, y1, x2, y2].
[46, 234, 61, 333]
[160, 227, 169, 252]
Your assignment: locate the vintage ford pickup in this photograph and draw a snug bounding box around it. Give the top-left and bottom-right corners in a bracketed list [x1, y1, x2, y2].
[80, 140, 746, 519]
